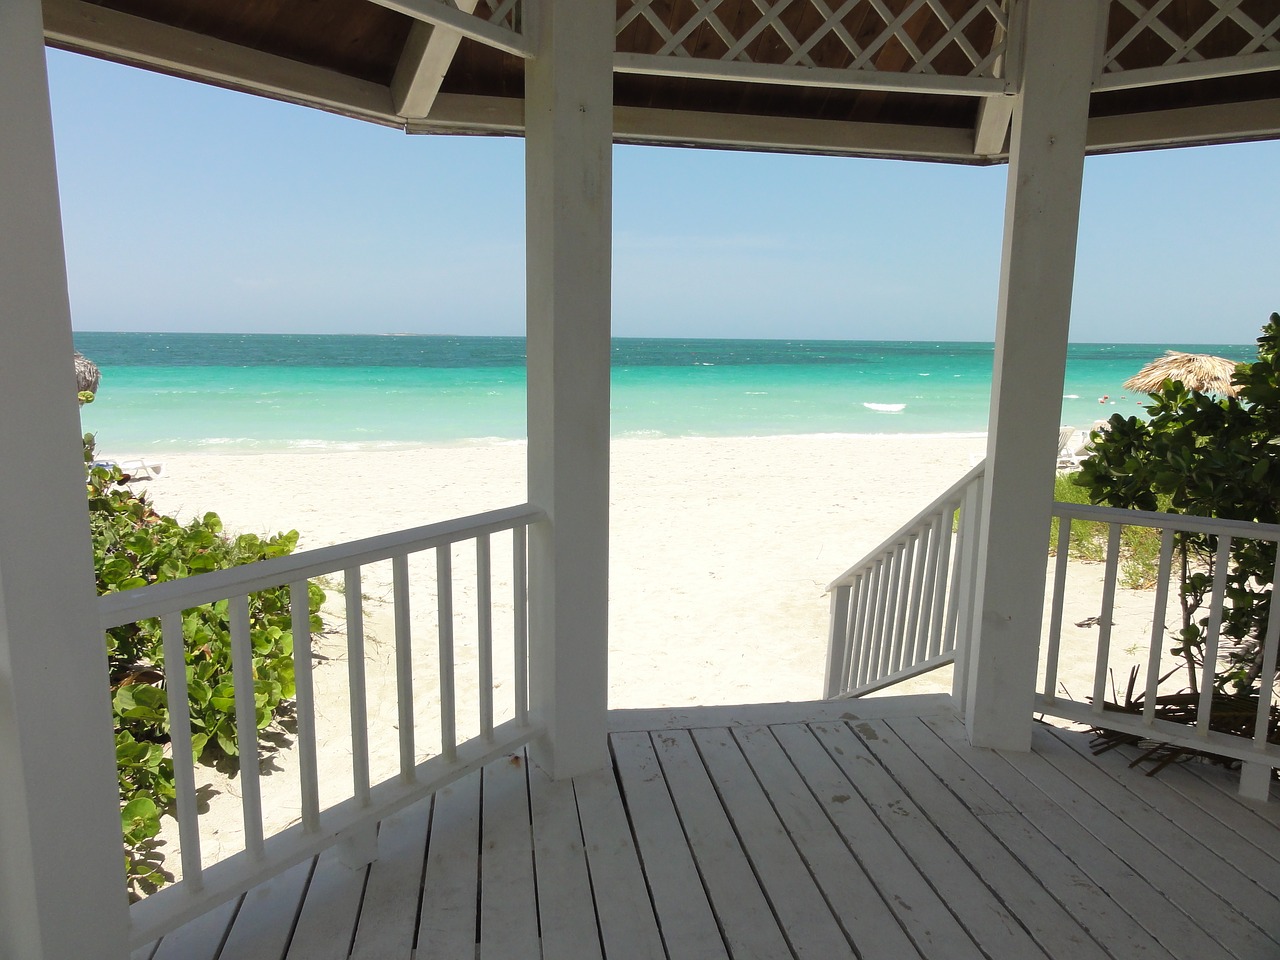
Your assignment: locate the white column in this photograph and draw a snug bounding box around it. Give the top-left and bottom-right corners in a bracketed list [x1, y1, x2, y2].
[965, 0, 1099, 750]
[524, 0, 613, 778]
[0, 4, 131, 958]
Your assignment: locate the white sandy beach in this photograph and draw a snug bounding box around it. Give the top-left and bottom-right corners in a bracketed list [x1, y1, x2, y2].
[123, 434, 1167, 875]
[137, 434, 993, 708]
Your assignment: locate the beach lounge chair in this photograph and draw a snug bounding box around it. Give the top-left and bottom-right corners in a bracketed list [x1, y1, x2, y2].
[90, 458, 166, 481]
[1056, 421, 1108, 471]
[1054, 426, 1077, 470]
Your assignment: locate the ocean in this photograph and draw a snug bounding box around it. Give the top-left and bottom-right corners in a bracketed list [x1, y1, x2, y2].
[73, 333, 1257, 454]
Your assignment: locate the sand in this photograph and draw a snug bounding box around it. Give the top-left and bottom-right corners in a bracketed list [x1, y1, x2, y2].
[124, 434, 1167, 877]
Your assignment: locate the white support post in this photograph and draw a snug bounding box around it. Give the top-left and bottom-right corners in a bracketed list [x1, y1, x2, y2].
[524, 0, 613, 778]
[0, 3, 131, 957]
[965, 0, 1098, 751]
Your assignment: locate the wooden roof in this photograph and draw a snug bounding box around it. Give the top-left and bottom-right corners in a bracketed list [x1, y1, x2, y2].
[44, 0, 1280, 162]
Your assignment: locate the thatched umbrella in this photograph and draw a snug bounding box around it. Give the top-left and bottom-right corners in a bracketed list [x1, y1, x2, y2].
[1123, 351, 1242, 397]
[74, 351, 100, 396]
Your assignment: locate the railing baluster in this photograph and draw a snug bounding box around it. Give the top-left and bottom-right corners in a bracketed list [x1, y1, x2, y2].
[1043, 513, 1073, 701]
[890, 536, 916, 674]
[941, 502, 965, 655]
[1089, 524, 1124, 717]
[229, 594, 265, 860]
[159, 609, 202, 891]
[1243, 546, 1280, 799]
[1251, 547, 1280, 745]
[931, 505, 956, 658]
[1196, 536, 1233, 737]
[856, 565, 879, 687]
[1142, 530, 1177, 726]
[344, 567, 371, 806]
[906, 523, 931, 665]
[950, 473, 984, 713]
[477, 534, 494, 742]
[840, 576, 861, 690]
[872, 555, 894, 682]
[513, 525, 529, 727]
[437, 548, 457, 762]
[393, 554, 415, 781]
[289, 580, 321, 833]
[824, 584, 853, 699]
[916, 519, 947, 660]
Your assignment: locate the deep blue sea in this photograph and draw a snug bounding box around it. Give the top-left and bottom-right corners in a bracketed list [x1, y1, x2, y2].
[73, 333, 1257, 453]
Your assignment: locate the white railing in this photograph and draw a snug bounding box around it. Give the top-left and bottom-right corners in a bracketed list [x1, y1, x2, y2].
[1040, 502, 1280, 801]
[100, 503, 545, 948]
[824, 461, 985, 699]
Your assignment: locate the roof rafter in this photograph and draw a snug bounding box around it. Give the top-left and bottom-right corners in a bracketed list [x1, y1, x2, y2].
[366, 0, 531, 59]
[391, 0, 479, 120]
[43, 0, 397, 125]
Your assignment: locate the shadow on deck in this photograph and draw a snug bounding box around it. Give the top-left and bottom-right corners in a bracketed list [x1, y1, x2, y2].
[137, 694, 1280, 960]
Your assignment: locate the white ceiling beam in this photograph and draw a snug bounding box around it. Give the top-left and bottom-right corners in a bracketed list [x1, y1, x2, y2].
[1086, 95, 1280, 152]
[973, 94, 1014, 155]
[391, 0, 479, 120]
[413, 94, 988, 162]
[1095, 51, 1280, 92]
[614, 52, 1010, 97]
[44, 0, 398, 126]
[365, 0, 531, 58]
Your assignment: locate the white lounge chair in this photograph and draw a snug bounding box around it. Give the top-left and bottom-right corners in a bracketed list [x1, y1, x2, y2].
[90, 458, 166, 481]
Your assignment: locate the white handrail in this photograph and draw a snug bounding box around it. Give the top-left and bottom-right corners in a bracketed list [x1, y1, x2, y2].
[108, 503, 546, 947]
[99, 503, 543, 628]
[825, 461, 985, 698]
[1039, 501, 1280, 801]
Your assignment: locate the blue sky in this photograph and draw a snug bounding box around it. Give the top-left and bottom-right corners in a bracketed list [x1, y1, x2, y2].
[46, 48, 1277, 344]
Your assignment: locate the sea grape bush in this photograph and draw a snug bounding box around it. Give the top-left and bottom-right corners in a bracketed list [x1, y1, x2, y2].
[1073, 313, 1280, 700]
[87, 438, 324, 894]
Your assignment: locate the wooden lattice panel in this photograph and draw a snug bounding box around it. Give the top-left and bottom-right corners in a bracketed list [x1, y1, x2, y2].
[1102, 0, 1280, 75]
[614, 0, 1009, 78]
[475, 0, 521, 33]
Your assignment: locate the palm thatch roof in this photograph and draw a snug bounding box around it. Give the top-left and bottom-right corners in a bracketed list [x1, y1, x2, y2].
[74, 351, 100, 396]
[1123, 351, 1241, 397]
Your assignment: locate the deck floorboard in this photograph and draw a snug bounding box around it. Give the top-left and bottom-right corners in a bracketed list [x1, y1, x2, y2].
[140, 696, 1280, 960]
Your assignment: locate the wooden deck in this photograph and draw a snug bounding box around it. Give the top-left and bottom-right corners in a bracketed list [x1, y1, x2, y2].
[135, 694, 1280, 960]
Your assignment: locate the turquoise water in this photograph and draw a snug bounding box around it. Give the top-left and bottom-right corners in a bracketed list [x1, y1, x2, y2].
[74, 333, 1257, 453]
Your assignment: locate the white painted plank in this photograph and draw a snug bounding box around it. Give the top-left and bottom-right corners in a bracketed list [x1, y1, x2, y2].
[766, 723, 984, 960]
[573, 760, 666, 960]
[724, 725, 918, 960]
[416, 772, 481, 960]
[479, 753, 539, 958]
[610, 731, 729, 960]
[349, 798, 432, 959]
[1175, 754, 1280, 818]
[922, 715, 1231, 960]
[285, 845, 368, 960]
[893, 717, 1176, 960]
[691, 726, 855, 959]
[800, 720, 1053, 960]
[854, 719, 1112, 960]
[1027, 726, 1280, 953]
[607, 694, 957, 733]
[650, 729, 792, 959]
[1046, 726, 1280, 890]
[150, 896, 239, 960]
[527, 762, 603, 959]
[217, 858, 312, 960]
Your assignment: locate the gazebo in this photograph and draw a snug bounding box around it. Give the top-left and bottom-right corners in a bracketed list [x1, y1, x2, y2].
[3, 1, 1280, 957]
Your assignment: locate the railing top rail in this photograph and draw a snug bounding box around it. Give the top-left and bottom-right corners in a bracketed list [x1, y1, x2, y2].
[827, 459, 986, 591]
[1053, 500, 1280, 542]
[99, 502, 546, 629]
